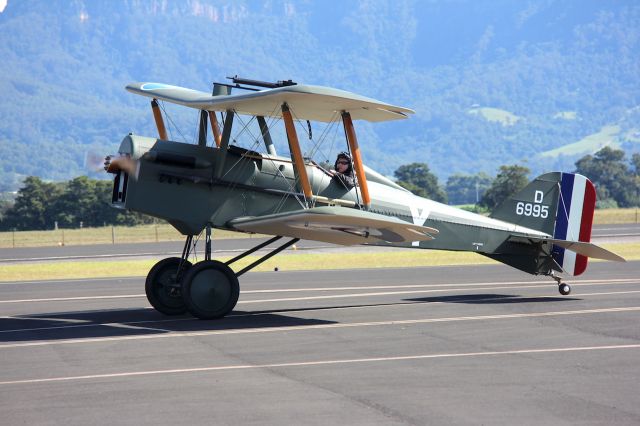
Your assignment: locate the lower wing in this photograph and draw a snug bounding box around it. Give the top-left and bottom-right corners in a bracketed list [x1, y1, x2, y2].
[228, 206, 438, 246]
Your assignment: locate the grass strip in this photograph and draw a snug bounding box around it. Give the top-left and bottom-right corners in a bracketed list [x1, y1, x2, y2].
[0, 243, 637, 283]
[0, 225, 262, 248]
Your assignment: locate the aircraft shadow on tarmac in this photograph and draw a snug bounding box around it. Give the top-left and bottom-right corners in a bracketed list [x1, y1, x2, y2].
[0, 294, 581, 343]
[404, 293, 580, 304]
[0, 308, 336, 343]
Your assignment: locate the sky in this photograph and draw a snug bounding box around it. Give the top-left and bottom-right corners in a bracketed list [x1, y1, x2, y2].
[0, 0, 6, 13]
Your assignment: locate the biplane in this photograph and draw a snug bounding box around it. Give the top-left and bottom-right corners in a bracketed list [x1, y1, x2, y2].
[105, 76, 625, 319]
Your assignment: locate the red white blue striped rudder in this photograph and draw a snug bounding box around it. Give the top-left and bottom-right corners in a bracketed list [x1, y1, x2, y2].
[551, 173, 596, 276]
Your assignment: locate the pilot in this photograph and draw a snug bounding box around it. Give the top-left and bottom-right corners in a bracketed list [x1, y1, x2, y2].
[332, 151, 355, 189]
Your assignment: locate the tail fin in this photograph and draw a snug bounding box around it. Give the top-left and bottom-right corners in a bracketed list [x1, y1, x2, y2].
[490, 172, 598, 276]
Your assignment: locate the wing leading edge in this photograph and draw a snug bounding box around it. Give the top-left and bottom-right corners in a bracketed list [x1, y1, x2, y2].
[228, 206, 438, 246]
[126, 82, 414, 123]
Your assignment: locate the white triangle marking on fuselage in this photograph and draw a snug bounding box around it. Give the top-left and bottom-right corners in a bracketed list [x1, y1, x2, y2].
[409, 203, 431, 247]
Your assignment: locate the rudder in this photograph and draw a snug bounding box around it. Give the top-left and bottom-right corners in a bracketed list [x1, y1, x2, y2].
[550, 173, 596, 276]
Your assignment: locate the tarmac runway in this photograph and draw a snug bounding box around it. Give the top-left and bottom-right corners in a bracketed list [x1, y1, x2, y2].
[1, 261, 639, 425]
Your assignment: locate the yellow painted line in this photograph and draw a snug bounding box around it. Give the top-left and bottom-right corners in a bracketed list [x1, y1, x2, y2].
[1, 306, 639, 350]
[1, 343, 639, 386]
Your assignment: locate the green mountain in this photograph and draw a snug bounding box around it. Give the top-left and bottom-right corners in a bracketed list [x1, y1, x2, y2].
[1, 0, 639, 191]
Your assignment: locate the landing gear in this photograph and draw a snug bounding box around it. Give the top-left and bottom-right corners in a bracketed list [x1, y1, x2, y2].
[145, 257, 192, 315]
[145, 227, 299, 319]
[558, 283, 571, 295]
[181, 260, 239, 319]
[551, 273, 571, 296]
[145, 235, 194, 315]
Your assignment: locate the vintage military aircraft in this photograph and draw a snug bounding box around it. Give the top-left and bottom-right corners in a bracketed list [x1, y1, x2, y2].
[105, 76, 625, 319]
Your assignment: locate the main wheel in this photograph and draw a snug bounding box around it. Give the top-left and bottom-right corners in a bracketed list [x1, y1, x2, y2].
[145, 257, 192, 315]
[558, 283, 571, 295]
[181, 260, 239, 319]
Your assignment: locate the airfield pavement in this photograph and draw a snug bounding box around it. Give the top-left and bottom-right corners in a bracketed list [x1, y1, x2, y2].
[1, 258, 640, 424]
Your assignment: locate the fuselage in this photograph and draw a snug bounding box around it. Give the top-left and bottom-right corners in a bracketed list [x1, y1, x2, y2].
[113, 134, 549, 258]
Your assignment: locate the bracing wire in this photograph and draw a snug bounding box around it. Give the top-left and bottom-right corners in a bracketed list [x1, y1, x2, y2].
[208, 108, 306, 225]
[159, 101, 188, 142]
[556, 181, 578, 241]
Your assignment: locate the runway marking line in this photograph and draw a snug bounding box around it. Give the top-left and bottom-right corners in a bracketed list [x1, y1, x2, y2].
[240, 278, 638, 293]
[3, 289, 640, 335]
[0, 277, 142, 286]
[238, 281, 639, 304]
[1, 343, 639, 386]
[1, 278, 637, 305]
[1, 306, 639, 350]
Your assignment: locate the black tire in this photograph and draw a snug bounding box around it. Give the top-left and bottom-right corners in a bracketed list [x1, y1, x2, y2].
[558, 283, 571, 295]
[145, 257, 192, 315]
[181, 260, 239, 320]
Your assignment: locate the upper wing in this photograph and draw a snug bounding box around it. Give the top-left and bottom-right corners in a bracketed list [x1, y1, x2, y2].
[228, 206, 438, 246]
[126, 82, 414, 123]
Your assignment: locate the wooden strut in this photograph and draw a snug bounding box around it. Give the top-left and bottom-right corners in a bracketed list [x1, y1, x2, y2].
[151, 99, 168, 140]
[281, 103, 313, 202]
[341, 111, 371, 207]
[208, 111, 222, 147]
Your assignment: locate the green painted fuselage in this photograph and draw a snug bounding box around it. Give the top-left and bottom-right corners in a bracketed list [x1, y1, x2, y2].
[113, 134, 555, 275]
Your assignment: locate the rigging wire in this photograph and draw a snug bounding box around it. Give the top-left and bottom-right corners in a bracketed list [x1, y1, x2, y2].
[158, 101, 189, 143]
[556, 181, 577, 241]
[262, 112, 307, 214]
[207, 108, 306, 226]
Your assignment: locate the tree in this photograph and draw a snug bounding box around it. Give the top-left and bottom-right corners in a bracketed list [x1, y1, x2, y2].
[480, 165, 530, 209]
[394, 163, 447, 203]
[1, 176, 63, 230]
[52, 176, 153, 227]
[632, 153, 640, 175]
[51, 176, 98, 228]
[575, 147, 639, 207]
[0, 175, 154, 230]
[445, 172, 493, 205]
[0, 199, 12, 222]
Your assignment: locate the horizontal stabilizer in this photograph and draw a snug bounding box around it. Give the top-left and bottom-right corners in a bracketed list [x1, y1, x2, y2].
[126, 82, 414, 123]
[228, 206, 438, 246]
[550, 239, 626, 262]
[509, 235, 625, 263]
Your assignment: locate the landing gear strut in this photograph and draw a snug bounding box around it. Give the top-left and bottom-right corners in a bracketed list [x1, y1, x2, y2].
[552, 273, 571, 295]
[146, 226, 299, 319]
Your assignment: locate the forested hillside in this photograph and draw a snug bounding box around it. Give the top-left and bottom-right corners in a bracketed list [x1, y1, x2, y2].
[1, 0, 639, 190]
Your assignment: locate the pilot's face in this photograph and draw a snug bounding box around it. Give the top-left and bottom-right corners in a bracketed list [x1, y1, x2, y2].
[336, 159, 349, 172]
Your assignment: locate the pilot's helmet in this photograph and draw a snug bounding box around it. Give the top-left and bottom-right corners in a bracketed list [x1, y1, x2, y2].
[335, 151, 353, 173]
